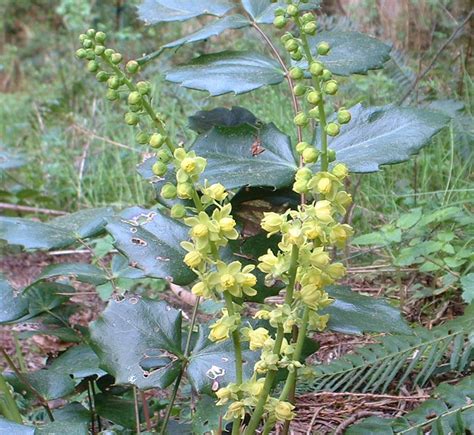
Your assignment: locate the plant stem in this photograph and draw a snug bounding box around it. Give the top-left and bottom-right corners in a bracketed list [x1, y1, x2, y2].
[295, 17, 329, 172]
[0, 372, 22, 423]
[244, 245, 300, 435]
[1, 348, 54, 422]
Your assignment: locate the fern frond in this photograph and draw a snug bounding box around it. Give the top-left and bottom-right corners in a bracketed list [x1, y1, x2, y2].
[345, 374, 474, 434]
[301, 307, 473, 394]
[385, 49, 417, 94]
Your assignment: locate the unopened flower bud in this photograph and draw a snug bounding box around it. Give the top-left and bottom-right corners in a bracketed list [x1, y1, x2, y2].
[86, 28, 96, 38]
[96, 71, 109, 82]
[82, 39, 93, 49]
[106, 89, 119, 101]
[170, 204, 186, 219]
[177, 183, 193, 199]
[95, 31, 106, 43]
[322, 69, 332, 81]
[285, 39, 299, 52]
[161, 183, 177, 199]
[111, 53, 123, 64]
[126, 60, 140, 74]
[273, 15, 287, 29]
[136, 81, 151, 95]
[87, 60, 99, 72]
[332, 163, 348, 179]
[317, 42, 331, 55]
[184, 250, 202, 268]
[337, 109, 351, 124]
[128, 91, 141, 105]
[157, 149, 172, 163]
[75, 48, 87, 59]
[303, 21, 317, 35]
[286, 5, 298, 15]
[296, 141, 310, 154]
[104, 48, 114, 58]
[324, 80, 338, 95]
[289, 67, 304, 80]
[107, 75, 121, 89]
[309, 61, 324, 76]
[136, 131, 149, 145]
[302, 147, 319, 163]
[307, 90, 321, 105]
[152, 161, 167, 176]
[327, 149, 336, 162]
[124, 112, 139, 125]
[149, 133, 165, 148]
[294, 112, 308, 127]
[293, 83, 306, 96]
[94, 45, 105, 55]
[325, 122, 340, 137]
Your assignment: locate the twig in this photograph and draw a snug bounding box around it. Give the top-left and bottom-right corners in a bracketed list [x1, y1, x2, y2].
[0, 202, 67, 216]
[140, 390, 152, 432]
[306, 407, 322, 435]
[302, 391, 429, 401]
[398, 10, 473, 104]
[134, 386, 141, 434]
[71, 123, 140, 153]
[334, 411, 385, 434]
[0, 348, 54, 422]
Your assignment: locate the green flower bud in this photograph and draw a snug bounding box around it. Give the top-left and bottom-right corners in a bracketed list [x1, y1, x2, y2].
[170, 204, 186, 219]
[106, 89, 119, 101]
[136, 81, 151, 95]
[328, 149, 337, 162]
[290, 49, 303, 61]
[309, 61, 324, 76]
[293, 83, 306, 96]
[95, 31, 106, 43]
[296, 167, 313, 180]
[302, 147, 319, 163]
[294, 112, 308, 127]
[286, 4, 298, 16]
[157, 149, 172, 163]
[337, 109, 351, 124]
[124, 112, 139, 125]
[86, 28, 96, 38]
[273, 15, 287, 29]
[161, 183, 177, 199]
[126, 60, 140, 74]
[75, 48, 87, 59]
[152, 161, 167, 176]
[280, 33, 293, 44]
[323, 80, 338, 95]
[136, 131, 149, 145]
[94, 45, 105, 55]
[85, 49, 96, 60]
[82, 39, 93, 49]
[107, 75, 121, 89]
[129, 104, 141, 112]
[87, 60, 99, 73]
[306, 90, 321, 105]
[325, 122, 340, 137]
[296, 141, 310, 154]
[149, 133, 166, 148]
[285, 39, 299, 52]
[96, 71, 109, 82]
[301, 12, 314, 23]
[274, 7, 285, 16]
[128, 91, 141, 105]
[104, 48, 115, 58]
[293, 179, 309, 194]
[79, 34, 87, 42]
[308, 107, 320, 119]
[111, 53, 123, 64]
[289, 67, 304, 80]
[303, 22, 317, 35]
[177, 182, 193, 199]
[317, 42, 331, 55]
[322, 69, 332, 81]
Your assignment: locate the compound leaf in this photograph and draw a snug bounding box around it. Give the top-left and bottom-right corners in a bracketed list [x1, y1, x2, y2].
[192, 122, 297, 189]
[166, 51, 285, 96]
[105, 207, 195, 286]
[317, 104, 449, 172]
[89, 296, 183, 390]
[164, 15, 249, 49]
[138, 0, 233, 24]
[324, 286, 411, 335]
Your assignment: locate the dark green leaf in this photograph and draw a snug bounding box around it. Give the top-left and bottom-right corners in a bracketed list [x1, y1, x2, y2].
[298, 31, 391, 76]
[23, 282, 73, 319]
[0, 275, 28, 324]
[166, 51, 285, 96]
[36, 421, 88, 435]
[164, 15, 249, 49]
[89, 297, 183, 389]
[317, 104, 449, 172]
[49, 345, 106, 379]
[138, 0, 234, 23]
[192, 395, 224, 434]
[242, 0, 320, 24]
[324, 286, 411, 335]
[0, 208, 114, 250]
[53, 402, 90, 424]
[193, 123, 297, 189]
[105, 207, 195, 285]
[188, 106, 258, 133]
[95, 394, 140, 429]
[18, 327, 81, 343]
[461, 274, 474, 304]
[32, 263, 108, 286]
[397, 208, 423, 229]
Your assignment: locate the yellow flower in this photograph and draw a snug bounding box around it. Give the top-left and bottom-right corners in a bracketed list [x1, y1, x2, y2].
[209, 319, 230, 342]
[242, 273, 257, 287]
[183, 250, 202, 268]
[258, 250, 278, 274]
[248, 327, 270, 351]
[274, 401, 295, 421]
[310, 248, 330, 268]
[329, 224, 354, 248]
[215, 385, 238, 405]
[261, 212, 285, 235]
[224, 401, 245, 421]
[254, 309, 270, 320]
[220, 273, 236, 289]
[317, 176, 332, 195]
[332, 163, 349, 179]
[241, 379, 265, 397]
[180, 157, 196, 173]
[208, 261, 257, 297]
[314, 200, 333, 223]
[219, 217, 236, 232]
[202, 183, 227, 202]
[300, 284, 325, 309]
[212, 204, 239, 241]
[308, 312, 330, 331]
[327, 262, 346, 279]
[191, 281, 212, 298]
[192, 224, 208, 238]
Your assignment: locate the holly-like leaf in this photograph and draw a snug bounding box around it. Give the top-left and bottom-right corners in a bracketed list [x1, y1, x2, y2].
[49, 345, 107, 379]
[188, 106, 258, 133]
[0, 275, 28, 324]
[166, 51, 285, 96]
[0, 419, 34, 435]
[138, 0, 234, 24]
[36, 421, 88, 435]
[164, 15, 249, 49]
[297, 31, 391, 76]
[317, 104, 449, 172]
[324, 286, 411, 335]
[192, 122, 297, 189]
[105, 207, 195, 285]
[0, 208, 114, 250]
[95, 394, 141, 429]
[89, 296, 184, 390]
[31, 263, 109, 287]
[242, 0, 320, 24]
